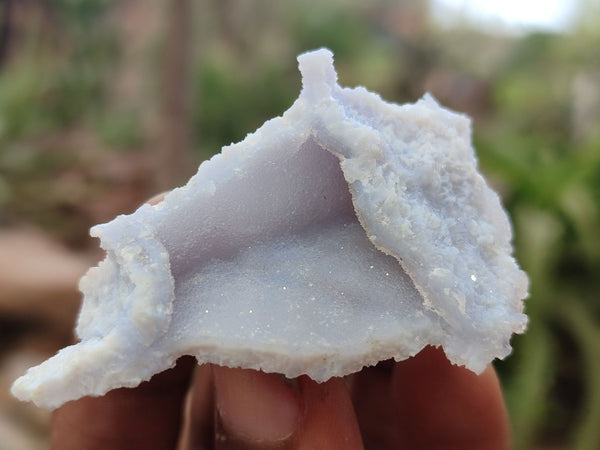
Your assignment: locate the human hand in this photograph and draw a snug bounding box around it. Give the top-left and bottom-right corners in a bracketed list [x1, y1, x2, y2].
[51, 347, 509, 449]
[50, 194, 509, 449]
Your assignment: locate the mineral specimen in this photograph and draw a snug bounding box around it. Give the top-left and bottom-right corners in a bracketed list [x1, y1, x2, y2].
[12, 48, 528, 409]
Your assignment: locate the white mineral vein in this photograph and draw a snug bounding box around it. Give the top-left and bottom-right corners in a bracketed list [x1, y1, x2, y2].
[12, 48, 528, 409]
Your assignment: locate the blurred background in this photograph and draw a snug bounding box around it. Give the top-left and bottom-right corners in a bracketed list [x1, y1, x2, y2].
[0, 0, 599, 448]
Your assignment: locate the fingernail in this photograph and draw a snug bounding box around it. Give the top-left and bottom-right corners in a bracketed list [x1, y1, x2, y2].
[147, 191, 169, 206]
[213, 366, 301, 444]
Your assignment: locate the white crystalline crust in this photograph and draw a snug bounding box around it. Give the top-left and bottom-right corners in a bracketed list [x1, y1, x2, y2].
[12, 49, 528, 409]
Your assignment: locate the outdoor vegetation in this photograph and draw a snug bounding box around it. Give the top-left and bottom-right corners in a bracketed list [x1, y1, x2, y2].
[1, 1, 599, 449]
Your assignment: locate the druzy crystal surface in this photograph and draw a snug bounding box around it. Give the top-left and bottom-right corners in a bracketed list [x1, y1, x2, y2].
[12, 49, 528, 409]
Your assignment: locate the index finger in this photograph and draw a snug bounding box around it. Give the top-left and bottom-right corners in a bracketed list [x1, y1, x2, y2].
[51, 356, 195, 450]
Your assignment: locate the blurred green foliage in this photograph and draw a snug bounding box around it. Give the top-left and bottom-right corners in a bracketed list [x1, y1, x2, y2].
[1, 1, 600, 448]
[193, 57, 298, 150]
